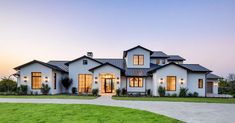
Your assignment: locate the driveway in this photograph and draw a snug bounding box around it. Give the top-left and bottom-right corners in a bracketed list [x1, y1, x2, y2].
[0, 96, 235, 123]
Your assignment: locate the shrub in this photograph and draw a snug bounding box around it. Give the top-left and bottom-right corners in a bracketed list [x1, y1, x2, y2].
[193, 92, 199, 97]
[92, 88, 99, 96]
[116, 88, 121, 96]
[17, 85, 28, 95]
[188, 92, 193, 97]
[0, 78, 17, 93]
[121, 88, 127, 96]
[158, 86, 165, 97]
[233, 94, 235, 98]
[61, 77, 73, 91]
[171, 93, 177, 97]
[72, 87, 77, 94]
[40, 84, 50, 95]
[146, 89, 151, 96]
[179, 87, 188, 97]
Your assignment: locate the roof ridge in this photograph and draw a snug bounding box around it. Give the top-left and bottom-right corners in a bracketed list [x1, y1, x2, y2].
[95, 58, 124, 60]
[48, 60, 70, 62]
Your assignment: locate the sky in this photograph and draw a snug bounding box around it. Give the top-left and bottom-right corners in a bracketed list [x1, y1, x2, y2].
[0, 0, 235, 79]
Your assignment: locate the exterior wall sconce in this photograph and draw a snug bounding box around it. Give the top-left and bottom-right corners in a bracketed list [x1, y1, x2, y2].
[45, 77, 48, 82]
[180, 78, 184, 85]
[117, 81, 119, 84]
[23, 76, 27, 82]
[214, 82, 218, 86]
[117, 77, 119, 80]
[160, 78, 163, 84]
[95, 81, 98, 84]
[95, 77, 98, 80]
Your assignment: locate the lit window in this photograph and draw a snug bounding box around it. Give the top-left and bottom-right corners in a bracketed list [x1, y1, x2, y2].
[167, 76, 176, 91]
[31, 72, 42, 89]
[79, 74, 92, 93]
[133, 55, 144, 65]
[198, 79, 203, 88]
[156, 59, 160, 64]
[129, 78, 143, 87]
[83, 60, 88, 65]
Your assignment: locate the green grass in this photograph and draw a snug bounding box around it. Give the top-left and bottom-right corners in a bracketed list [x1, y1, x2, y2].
[0, 95, 97, 99]
[112, 96, 235, 104]
[0, 103, 182, 123]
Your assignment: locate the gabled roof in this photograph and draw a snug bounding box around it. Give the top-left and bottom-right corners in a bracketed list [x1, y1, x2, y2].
[123, 45, 153, 57]
[89, 62, 125, 72]
[95, 58, 125, 69]
[151, 51, 169, 58]
[180, 64, 212, 72]
[167, 55, 185, 61]
[14, 60, 67, 73]
[207, 73, 221, 79]
[148, 62, 211, 73]
[48, 61, 69, 72]
[65, 55, 103, 65]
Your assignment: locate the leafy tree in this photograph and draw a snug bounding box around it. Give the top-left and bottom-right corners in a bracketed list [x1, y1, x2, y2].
[0, 77, 17, 93]
[61, 77, 73, 93]
[158, 86, 165, 97]
[218, 79, 230, 94]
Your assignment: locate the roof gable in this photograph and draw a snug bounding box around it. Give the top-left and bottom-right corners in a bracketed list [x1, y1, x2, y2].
[65, 55, 103, 65]
[148, 62, 191, 73]
[89, 62, 124, 72]
[151, 51, 169, 58]
[14, 60, 67, 73]
[123, 45, 153, 57]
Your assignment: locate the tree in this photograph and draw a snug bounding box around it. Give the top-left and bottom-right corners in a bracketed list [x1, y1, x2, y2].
[61, 77, 73, 93]
[227, 73, 235, 81]
[0, 77, 17, 93]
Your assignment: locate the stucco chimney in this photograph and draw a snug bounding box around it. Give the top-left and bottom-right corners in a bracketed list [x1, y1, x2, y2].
[87, 52, 93, 58]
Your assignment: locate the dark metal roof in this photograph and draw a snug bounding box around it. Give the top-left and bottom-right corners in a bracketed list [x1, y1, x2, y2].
[207, 73, 221, 79]
[95, 58, 125, 69]
[167, 55, 185, 61]
[65, 55, 103, 65]
[123, 45, 153, 57]
[89, 62, 125, 72]
[48, 61, 69, 72]
[14, 60, 67, 73]
[126, 64, 160, 77]
[180, 64, 212, 72]
[151, 51, 169, 58]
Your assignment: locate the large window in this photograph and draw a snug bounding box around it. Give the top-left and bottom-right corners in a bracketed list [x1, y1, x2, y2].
[54, 73, 56, 89]
[79, 74, 92, 93]
[198, 79, 203, 88]
[31, 72, 42, 89]
[133, 55, 144, 65]
[129, 77, 143, 87]
[167, 76, 176, 91]
[156, 59, 160, 64]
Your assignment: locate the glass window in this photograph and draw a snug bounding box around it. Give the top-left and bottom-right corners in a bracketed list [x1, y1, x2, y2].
[79, 74, 92, 93]
[198, 79, 203, 88]
[156, 59, 160, 64]
[162, 59, 166, 64]
[167, 76, 176, 91]
[31, 72, 42, 89]
[133, 55, 144, 65]
[54, 73, 56, 89]
[83, 60, 88, 65]
[129, 77, 143, 87]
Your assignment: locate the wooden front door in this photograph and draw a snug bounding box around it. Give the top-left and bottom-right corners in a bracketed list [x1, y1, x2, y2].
[207, 82, 213, 93]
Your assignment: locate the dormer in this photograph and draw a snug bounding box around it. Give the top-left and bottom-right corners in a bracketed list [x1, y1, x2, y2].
[150, 51, 169, 65]
[167, 55, 185, 64]
[123, 45, 153, 68]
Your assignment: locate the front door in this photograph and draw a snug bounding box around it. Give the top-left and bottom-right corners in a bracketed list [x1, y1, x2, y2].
[207, 82, 213, 93]
[104, 78, 113, 93]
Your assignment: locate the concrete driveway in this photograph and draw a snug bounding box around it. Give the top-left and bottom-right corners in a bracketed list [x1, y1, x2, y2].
[0, 96, 235, 123]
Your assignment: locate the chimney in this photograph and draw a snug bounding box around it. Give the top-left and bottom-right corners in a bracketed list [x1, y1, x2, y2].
[87, 52, 93, 58]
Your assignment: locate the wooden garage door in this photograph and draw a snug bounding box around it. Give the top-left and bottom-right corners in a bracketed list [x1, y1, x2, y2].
[207, 82, 213, 93]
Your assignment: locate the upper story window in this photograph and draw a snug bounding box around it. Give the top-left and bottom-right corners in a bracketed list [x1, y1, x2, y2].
[83, 60, 88, 65]
[133, 55, 144, 65]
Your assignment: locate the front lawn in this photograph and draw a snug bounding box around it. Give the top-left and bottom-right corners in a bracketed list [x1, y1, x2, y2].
[0, 95, 97, 99]
[112, 96, 235, 104]
[0, 103, 182, 123]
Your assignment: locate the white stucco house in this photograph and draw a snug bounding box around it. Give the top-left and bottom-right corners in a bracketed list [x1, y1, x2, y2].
[14, 45, 220, 96]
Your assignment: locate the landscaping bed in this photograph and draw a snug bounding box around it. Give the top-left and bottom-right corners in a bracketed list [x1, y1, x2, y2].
[112, 96, 235, 104]
[0, 103, 182, 123]
[0, 95, 97, 99]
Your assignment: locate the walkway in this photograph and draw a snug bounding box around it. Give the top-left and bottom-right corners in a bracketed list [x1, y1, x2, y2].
[0, 96, 235, 123]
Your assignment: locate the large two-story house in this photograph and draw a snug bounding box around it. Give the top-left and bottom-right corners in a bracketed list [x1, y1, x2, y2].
[14, 45, 220, 96]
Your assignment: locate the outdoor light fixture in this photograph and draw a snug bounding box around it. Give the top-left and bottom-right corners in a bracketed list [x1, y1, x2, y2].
[180, 78, 184, 85]
[214, 82, 218, 86]
[117, 81, 119, 84]
[45, 77, 48, 82]
[95, 77, 98, 80]
[160, 78, 163, 84]
[95, 81, 98, 84]
[23, 76, 27, 82]
[117, 77, 119, 80]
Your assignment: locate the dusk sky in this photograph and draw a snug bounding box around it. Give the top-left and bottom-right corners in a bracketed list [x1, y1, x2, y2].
[0, 0, 235, 78]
